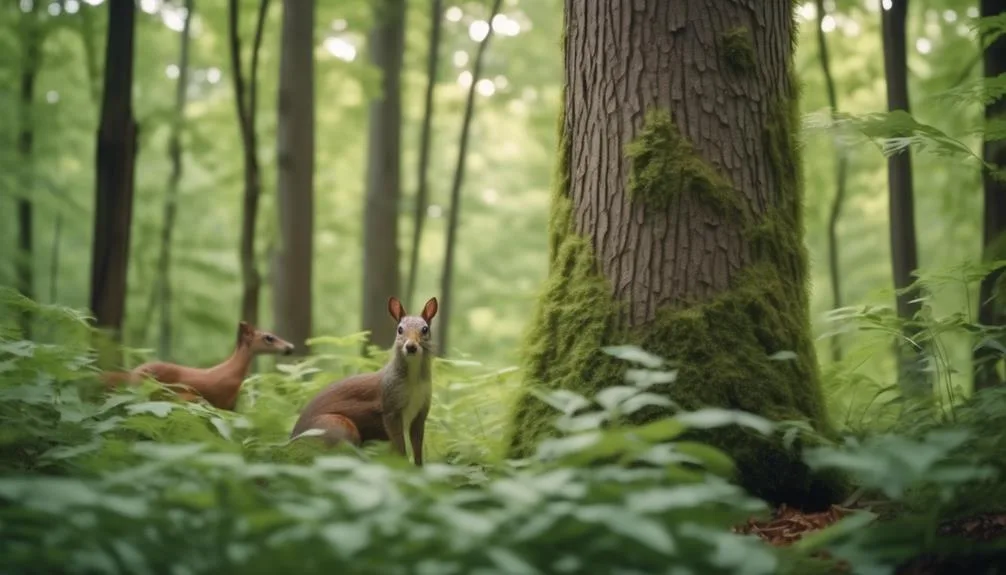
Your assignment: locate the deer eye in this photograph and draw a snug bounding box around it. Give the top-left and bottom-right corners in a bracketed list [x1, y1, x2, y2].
[264, 335, 275, 343]
[421, 325, 429, 335]
[397, 326, 404, 335]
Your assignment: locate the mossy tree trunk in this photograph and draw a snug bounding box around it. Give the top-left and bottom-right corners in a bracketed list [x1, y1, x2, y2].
[509, 0, 842, 508]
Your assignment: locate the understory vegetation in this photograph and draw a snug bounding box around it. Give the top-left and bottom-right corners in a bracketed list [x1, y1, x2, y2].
[3, 275, 1006, 574]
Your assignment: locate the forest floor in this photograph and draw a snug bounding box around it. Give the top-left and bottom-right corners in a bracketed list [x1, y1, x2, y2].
[735, 503, 1006, 573]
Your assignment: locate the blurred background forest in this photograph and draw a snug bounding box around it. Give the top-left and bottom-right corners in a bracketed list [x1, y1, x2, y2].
[0, 0, 992, 423]
[3, 0, 1006, 572]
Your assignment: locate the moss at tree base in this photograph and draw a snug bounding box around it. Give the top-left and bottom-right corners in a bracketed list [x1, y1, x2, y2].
[509, 249, 847, 508]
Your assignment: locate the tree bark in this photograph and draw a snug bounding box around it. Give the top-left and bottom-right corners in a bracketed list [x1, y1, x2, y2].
[405, 0, 443, 310]
[361, 0, 406, 351]
[881, 0, 928, 396]
[273, 0, 315, 354]
[17, 2, 41, 335]
[436, 0, 503, 356]
[976, 0, 1006, 391]
[508, 0, 841, 508]
[89, 0, 138, 342]
[228, 0, 270, 327]
[148, 0, 194, 360]
[816, 0, 848, 363]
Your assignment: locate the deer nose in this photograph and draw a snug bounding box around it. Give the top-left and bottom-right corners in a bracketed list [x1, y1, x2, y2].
[405, 342, 418, 354]
[284, 345, 295, 356]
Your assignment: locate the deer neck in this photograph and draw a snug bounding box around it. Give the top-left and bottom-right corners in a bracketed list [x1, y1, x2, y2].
[209, 343, 254, 384]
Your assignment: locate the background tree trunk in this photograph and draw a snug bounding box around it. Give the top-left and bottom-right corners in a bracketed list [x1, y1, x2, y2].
[816, 0, 848, 364]
[148, 0, 194, 360]
[229, 0, 270, 327]
[507, 0, 841, 508]
[272, 0, 315, 354]
[881, 0, 929, 396]
[89, 0, 138, 343]
[436, 0, 503, 356]
[361, 0, 406, 351]
[17, 2, 41, 335]
[976, 0, 1006, 391]
[405, 0, 443, 310]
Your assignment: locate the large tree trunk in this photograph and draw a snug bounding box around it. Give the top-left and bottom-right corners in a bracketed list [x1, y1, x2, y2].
[272, 0, 315, 354]
[17, 2, 41, 335]
[436, 0, 503, 356]
[881, 0, 928, 396]
[89, 0, 138, 343]
[229, 0, 270, 327]
[975, 0, 1006, 392]
[361, 0, 405, 351]
[149, 0, 194, 360]
[816, 0, 848, 364]
[508, 0, 841, 508]
[405, 0, 443, 309]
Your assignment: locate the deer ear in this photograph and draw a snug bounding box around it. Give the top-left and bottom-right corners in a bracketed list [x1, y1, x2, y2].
[421, 297, 438, 323]
[237, 321, 252, 344]
[388, 297, 406, 322]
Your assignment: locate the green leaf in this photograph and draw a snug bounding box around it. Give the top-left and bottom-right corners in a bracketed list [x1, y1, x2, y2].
[632, 418, 687, 443]
[602, 345, 665, 368]
[575, 505, 675, 553]
[487, 547, 540, 574]
[126, 401, 177, 418]
[675, 409, 775, 435]
[768, 350, 798, 361]
[595, 386, 639, 411]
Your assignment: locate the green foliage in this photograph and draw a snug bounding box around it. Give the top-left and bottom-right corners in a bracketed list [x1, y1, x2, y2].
[4, 297, 1006, 574]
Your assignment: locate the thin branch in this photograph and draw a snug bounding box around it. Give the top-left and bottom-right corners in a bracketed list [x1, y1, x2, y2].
[437, 0, 504, 356]
[817, 0, 848, 363]
[407, 0, 443, 309]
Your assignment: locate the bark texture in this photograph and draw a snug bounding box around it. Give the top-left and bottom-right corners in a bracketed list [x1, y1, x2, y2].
[881, 0, 928, 396]
[406, 0, 443, 309]
[508, 0, 842, 508]
[273, 0, 315, 354]
[437, 0, 503, 356]
[362, 0, 406, 351]
[229, 0, 270, 326]
[89, 0, 138, 340]
[976, 0, 1006, 392]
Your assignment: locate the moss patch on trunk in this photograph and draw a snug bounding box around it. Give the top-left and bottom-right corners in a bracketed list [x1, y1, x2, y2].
[722, 27, 757, 74]
[626, 110, 744, 218]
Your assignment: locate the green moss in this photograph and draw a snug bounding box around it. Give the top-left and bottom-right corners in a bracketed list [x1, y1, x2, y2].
[722, 27, 756, 74]
[626, 110, 743, 217]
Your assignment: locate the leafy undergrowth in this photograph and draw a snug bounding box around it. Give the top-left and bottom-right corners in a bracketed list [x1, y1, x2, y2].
[2, 290, 1006, 574]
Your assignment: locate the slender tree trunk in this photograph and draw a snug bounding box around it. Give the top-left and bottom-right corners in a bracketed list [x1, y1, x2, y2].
[273, 0, 315, 354]
[976, 0, 1006, 391]
[436, 0, 503, 356]
[17, 2, 41, 334]
[362, 0, 406, 351]
[228, 0, 270, 327]
[148, 0, 194, 359]
[405, 0, 443, 309]
[881, 0, 928, 396]
[89, 0, 138, 344]
[508, 0, 841, 508]
[816, 0, 848, 364]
